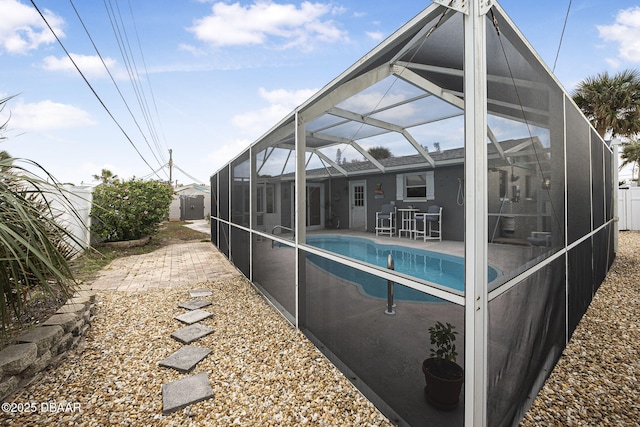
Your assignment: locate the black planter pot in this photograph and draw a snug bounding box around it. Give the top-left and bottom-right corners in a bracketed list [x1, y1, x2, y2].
[422, 358, 464, 410]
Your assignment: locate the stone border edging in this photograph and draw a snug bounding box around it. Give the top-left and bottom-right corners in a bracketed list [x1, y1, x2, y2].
[0, 288, 97, 401]
[102, 235, 151, 248]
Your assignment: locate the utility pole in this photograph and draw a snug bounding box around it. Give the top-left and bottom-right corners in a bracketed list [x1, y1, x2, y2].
[168, 149, 173, 187]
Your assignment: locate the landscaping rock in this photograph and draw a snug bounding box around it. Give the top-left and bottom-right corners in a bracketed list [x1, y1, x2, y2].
[0, 343, 38, 375]
[16, 326, 63, 357]
[161, 372, 214, 415]
[158, 345, 212, 373]
[174, 309, 212, 325]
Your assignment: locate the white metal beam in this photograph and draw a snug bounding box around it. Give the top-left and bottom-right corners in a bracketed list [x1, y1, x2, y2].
[394, 66, 464, 109]
[389, 6, 457, 63]
[253, 121, 295, 153]
[464, 1, 489, 426]
[396, 67, 506, 161]
[329, 106, 436, 167]
[486, 126, 506, 160]
[401, 129, 436, 167]
[311, 148, 349, 176]
[299, 64, 392, 123]
[350, 143, 387, 173]
[433, 0, 468, 14]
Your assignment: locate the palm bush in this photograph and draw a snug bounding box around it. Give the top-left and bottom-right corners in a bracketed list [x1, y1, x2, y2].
[1, 96, 82, 332]
[0, 153, 81, 332]
[572, 69, 640, 139]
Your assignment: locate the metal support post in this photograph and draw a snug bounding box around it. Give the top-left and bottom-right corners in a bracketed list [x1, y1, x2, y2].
[385, 254, 396, 315]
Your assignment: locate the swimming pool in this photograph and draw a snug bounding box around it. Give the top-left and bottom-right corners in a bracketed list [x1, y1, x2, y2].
[306, 235, 499, 301]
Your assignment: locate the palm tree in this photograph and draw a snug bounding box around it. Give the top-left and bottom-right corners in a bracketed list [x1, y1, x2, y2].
[621, 141, 640, 183]
[1, 97, 79, 332]
[368, 146, 392, 160]
[572, 69, 640, 139]
[93, 168, 118, 185]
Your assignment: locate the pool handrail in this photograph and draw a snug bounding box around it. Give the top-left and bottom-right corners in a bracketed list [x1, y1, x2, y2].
[271, 225, 294, 248]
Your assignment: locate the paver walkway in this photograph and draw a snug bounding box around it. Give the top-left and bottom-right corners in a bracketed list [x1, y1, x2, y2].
[90, 242, 238, 292]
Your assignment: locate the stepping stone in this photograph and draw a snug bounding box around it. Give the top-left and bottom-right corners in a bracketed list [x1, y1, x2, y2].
[162, 372, 214, 415]
[158, 345, 212, 373]
[178, 300, 212, 310]
[189, 289, 212, 298]
[171, 324, 214, 344]
[174, 309, 212, 325]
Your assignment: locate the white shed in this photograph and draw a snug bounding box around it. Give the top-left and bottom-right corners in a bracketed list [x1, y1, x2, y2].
[169, 184, 211, 221]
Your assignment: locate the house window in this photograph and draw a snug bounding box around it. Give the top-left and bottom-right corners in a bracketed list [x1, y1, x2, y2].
[396, 171, 435, 201]
[257, 183, 276, 214]
[256, 187, 264, 213]
[499, 170, 508, 199]
[525, 175, 533, 199]
[265, 185, 275, 213]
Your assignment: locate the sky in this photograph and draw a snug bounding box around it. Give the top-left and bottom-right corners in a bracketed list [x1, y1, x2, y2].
[1, 0, 640, 186]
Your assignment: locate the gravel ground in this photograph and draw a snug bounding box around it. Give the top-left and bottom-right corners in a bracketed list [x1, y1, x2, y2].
[520, 230, 640, 426]
[2, 232, 639, 426]
[0, 277, 392, 426]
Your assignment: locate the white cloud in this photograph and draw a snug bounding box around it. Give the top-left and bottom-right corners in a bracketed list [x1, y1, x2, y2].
[0, 0, 64, 54]
[42, 54, 124, 79]
[366, 31, 384, 42]
[8, 99, 96, 131]
[598, 6, 640, 63]
[341, 91, 410, 117]
[231, 87, 318, 137]
[178, 43, 207, 56]
[258, 87, 316, 106]
[77, 162, 128, 184]
[205, 138, 253, 171]
[188, 1, 349, 50]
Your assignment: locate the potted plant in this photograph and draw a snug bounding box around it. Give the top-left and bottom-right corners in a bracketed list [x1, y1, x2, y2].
[422, 321, 464, 410]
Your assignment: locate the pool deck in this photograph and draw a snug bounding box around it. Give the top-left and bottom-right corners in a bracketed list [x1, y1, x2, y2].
[306, 229, 533, 281]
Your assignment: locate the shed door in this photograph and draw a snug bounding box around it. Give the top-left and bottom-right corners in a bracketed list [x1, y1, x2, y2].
[181, 195, 205, 220]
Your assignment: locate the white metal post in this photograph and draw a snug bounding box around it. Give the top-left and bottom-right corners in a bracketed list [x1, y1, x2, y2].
[249, 147, 256, 282]
[463, 1, 489, 425]
[228, 165, 232, 257]
[294, 110, 307, 328]
[612, 138, 620, 252]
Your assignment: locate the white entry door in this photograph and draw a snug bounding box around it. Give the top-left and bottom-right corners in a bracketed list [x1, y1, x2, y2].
[349, 181, 366, 230]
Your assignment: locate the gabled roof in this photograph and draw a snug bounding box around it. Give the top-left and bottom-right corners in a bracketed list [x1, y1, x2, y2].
[276, 137, 546, 180]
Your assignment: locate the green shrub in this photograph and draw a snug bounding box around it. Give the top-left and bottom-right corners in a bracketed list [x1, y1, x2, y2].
[91, 179, 174, 242]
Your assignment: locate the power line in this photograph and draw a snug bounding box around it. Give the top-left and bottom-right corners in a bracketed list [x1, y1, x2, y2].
[125, 0, 169, 161]
[173, 163, 207, 185]
[553, 0, 572, 72]
[30, 0, 162, 179]
[102, 0, 166, 167]
[67, 0, 168, 180]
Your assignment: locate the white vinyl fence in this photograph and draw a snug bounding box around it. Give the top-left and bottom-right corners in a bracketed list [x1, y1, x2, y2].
[618, 185, 640, 231]
[47, 184, 93, 253]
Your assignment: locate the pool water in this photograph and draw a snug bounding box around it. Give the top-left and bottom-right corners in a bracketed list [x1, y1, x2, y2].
[306, 235, 499, 301]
